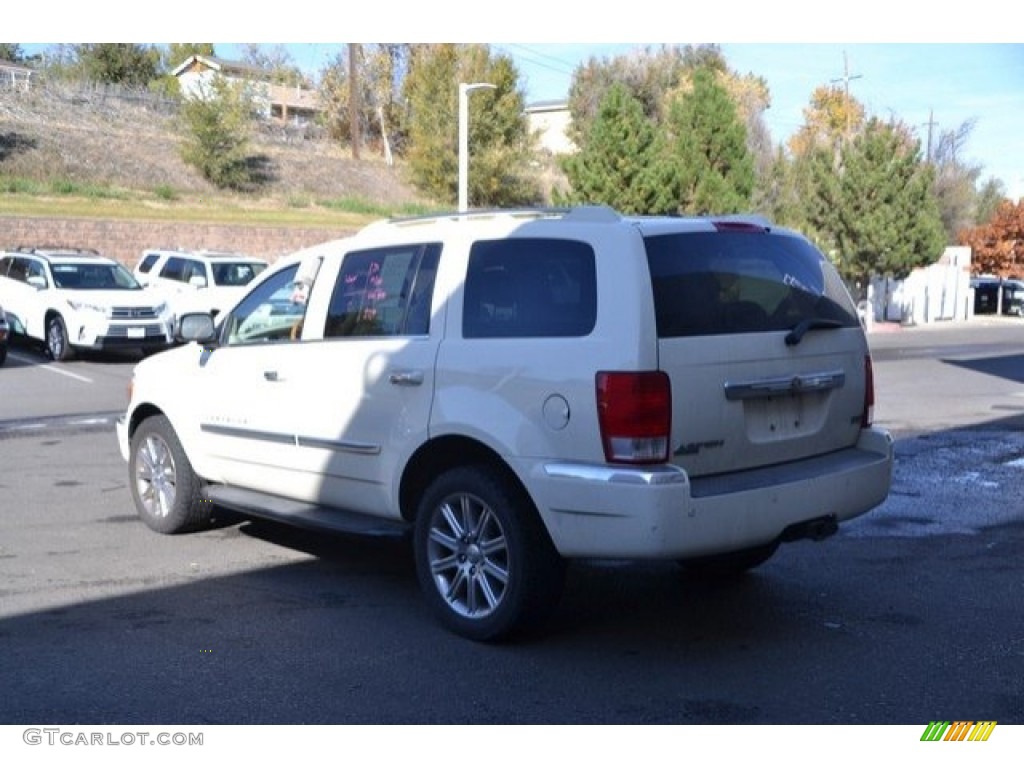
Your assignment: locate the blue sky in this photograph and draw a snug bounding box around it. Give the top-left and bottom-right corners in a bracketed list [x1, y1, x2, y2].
[11, 3, 1024, 200]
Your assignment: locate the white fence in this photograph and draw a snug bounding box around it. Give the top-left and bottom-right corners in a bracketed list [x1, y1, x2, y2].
[866, 246, 973, 327]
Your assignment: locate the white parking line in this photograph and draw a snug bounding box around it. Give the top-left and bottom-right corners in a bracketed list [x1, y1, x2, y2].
[7, 352, 94, 383]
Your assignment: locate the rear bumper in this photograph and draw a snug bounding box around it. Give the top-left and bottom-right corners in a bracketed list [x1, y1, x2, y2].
[528, 427, 894, 559]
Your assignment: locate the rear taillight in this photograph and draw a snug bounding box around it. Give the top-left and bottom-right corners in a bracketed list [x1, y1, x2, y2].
[596, 371, 671, 464]
[862, 355, 875, 427]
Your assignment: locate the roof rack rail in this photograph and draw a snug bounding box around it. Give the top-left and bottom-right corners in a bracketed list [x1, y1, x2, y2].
[14, 245, 103, 256]
[361, 205, 623, 234]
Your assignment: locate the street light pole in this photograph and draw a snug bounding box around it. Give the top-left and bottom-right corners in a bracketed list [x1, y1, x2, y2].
[458, 81, 496, 212]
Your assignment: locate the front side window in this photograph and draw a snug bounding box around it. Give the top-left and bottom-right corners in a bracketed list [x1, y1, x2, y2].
[220, 264, 302, 345]
[644, 231, 859, 338]
[462, 238, 597, 339]
[182, 259, 206, 284]
[324, 243, 440, 338]
[159, 257, 187, 283]
[4, 257, 33, 284]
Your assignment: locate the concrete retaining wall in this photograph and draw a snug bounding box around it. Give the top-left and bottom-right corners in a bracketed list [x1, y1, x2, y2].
[1, 216, 357, 267]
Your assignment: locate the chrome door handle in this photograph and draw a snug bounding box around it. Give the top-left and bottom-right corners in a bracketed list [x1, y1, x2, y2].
[388, 370, 424, 386]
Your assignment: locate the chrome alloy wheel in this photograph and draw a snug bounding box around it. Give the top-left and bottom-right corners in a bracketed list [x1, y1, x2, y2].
[134, 432, 178, 519]
[425, 492, 510, 619]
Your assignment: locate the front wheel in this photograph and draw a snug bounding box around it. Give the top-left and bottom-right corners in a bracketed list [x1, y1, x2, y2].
[414, 465, 565, 642]
[46, 315, 73, 361]
[129, 414, 210, 534]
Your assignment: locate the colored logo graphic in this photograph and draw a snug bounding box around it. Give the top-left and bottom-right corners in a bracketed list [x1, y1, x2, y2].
[920, 721, 997, 742]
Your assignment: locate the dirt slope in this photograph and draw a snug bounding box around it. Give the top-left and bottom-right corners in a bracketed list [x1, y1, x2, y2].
[0, 84, 423, 205]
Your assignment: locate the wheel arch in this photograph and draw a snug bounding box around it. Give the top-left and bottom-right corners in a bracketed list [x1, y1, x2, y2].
[42, 307, 63, 339]
[399, 435, 536, 526]
[127, 403, 166, 441]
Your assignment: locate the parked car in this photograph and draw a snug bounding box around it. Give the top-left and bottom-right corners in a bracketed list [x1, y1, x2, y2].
[134, 249, 268, 318]
[971, 277, 1024, 316]
[0, 247, 175, 361]
[0, 301, 9, 365]
[117, 206, 894, 641]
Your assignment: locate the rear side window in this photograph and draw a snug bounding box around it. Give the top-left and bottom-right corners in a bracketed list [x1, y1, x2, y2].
[463, 238, 597, 339]
[211, 262, 266, 286]
[644, 231, 859, 338]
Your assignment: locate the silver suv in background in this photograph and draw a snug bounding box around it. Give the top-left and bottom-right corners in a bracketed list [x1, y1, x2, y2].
[0, 247, 174, 360]
[118, 207, 893, 641]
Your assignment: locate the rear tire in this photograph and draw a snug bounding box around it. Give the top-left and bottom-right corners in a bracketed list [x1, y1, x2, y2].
[413, 465, 565, 642]
[129, 414, 210, 534]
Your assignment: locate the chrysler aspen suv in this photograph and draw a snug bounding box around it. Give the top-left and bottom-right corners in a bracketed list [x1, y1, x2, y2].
[116, 207, 893, 640]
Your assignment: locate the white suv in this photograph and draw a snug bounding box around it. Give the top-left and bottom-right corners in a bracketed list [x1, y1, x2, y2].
[134, 249, 267, 318]
[116, 207, 893, 640]
[0, 247, 175, 361]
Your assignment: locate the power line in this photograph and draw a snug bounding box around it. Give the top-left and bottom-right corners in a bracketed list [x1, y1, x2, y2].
[496, 44, 578, 77]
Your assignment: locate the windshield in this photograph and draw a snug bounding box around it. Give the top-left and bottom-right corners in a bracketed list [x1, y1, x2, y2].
[644, 231, 859, 338]
[51, 262, 142, 291]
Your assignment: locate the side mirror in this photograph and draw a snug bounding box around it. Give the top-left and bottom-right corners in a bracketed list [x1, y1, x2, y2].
[188, 275, 208, 289]
[176, 312, 217, 344]
[27, 275, 47, 290]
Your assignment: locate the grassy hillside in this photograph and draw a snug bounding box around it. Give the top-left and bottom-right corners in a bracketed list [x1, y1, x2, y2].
[0, 83, 435, 229]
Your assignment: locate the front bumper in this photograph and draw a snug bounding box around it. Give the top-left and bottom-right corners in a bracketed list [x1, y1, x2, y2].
[116, 416, 130, 462]
[70, 317, 174, 351]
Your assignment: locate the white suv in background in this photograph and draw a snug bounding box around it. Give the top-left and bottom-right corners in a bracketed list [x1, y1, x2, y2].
[0, 300, 9, 366]
[117, 207, 894, 641]
[0, 247, 175, 361]
[134, 249, 267, 318]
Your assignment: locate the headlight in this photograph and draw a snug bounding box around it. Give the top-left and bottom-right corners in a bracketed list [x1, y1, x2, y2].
[155, 302, 169, 316]
[68, 300, 110, 316]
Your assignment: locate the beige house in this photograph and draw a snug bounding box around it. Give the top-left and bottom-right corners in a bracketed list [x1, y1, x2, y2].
[525, 100, 574, 155]
[172, 54, 321, 124]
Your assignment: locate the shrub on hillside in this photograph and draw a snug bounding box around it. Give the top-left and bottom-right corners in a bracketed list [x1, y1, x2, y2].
[179, 78, 254, 190]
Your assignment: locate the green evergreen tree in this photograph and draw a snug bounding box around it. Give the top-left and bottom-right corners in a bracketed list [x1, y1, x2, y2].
[558, 83, 664, 213]
[660, 68, 755, 215]
[403, 44, 539, 207]
[179, 77, 254, 190]
[73, 44, 160, 87]
[810, 118, 946, 283]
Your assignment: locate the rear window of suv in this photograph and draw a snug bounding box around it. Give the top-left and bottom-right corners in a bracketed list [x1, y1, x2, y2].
[463, 238, 597, 339]
[644, 230, 859, 338]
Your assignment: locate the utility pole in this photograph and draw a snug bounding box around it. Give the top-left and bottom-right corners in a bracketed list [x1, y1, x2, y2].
[922, 109, 938, 163]
[349, 43, 360, 160]
[830, 50, 863, 139]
